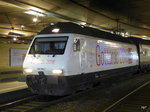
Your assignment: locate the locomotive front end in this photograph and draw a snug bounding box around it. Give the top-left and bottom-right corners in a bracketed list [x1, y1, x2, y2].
[22, 35, 72, 95]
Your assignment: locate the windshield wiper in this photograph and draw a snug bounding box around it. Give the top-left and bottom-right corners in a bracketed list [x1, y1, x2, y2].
[32, 47, 36, 57]
[52, 54, 56, 57]
[33, 51, 36, 57]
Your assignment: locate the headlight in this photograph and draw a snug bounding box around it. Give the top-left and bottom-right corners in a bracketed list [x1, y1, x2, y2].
[23, 68, 33, 73]
[52, 69, 63, 75]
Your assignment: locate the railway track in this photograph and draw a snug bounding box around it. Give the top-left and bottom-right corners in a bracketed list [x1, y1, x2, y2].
[0, 93, 68, 112]
[0, 88, 34, 104]
[0, 81, 106, 112]
[103, 81, 150, 112]
[0, 86, 105, 112]
[0, 74, 149, 112]
[0, 95, 39, 112]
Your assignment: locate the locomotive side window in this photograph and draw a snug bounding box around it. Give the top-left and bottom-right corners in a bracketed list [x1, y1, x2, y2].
[73, 38, 80, 52]
[29, 36, 68, 55]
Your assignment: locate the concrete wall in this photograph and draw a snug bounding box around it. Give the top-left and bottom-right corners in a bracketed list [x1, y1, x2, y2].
[0, 43, 29, 72]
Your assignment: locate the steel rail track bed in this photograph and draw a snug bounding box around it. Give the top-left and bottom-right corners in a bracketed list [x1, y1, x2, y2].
[103, 81, 150, 112]
[1, 74, 150, 112]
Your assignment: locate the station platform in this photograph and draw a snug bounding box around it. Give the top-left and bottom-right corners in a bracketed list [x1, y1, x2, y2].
[0, 81, 27, 94]
[0, 72, 22, 82]
[0, 72, 27, 94]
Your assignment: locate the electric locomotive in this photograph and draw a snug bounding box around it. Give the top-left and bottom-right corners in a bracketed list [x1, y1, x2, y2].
[20, 22, 150, 96]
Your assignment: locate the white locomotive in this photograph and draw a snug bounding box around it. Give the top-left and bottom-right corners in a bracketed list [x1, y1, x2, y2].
[20, 22, 150, 95]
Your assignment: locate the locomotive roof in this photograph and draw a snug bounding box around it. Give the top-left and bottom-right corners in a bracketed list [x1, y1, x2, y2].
[128, 37, 150, 45]
[38, 22, 133, 44]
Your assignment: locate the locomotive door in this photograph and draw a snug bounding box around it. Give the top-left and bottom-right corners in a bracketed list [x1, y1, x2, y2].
[80, 39, 86, 73]
[81, 52, 86, 73]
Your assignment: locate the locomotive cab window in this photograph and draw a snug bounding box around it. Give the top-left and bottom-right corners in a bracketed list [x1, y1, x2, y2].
[73, 38, 80, 52]
[29, 36, 68, 55]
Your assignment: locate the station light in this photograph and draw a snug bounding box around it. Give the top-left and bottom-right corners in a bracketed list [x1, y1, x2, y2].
[80, 22, 86, 25]
[52, 28, 60, 33]
[111, 31, 114, 34]
[21, 25, 25, 28]
[13, 37, 17, 41]
[8, 32, 24, 37]
[25, 10, 45, 17]
[142, 38, 148, 40]
[142, 35, 148, 40]
[124, 32, 129, 37]
[142, 35, 147, 38]
[50, 23, 55, 25]
[81, 25, 85, 28]
[33, 17, 38, 22]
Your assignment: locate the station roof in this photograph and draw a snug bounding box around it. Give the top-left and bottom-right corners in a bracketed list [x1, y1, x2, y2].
[0, 0, 150, 43]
